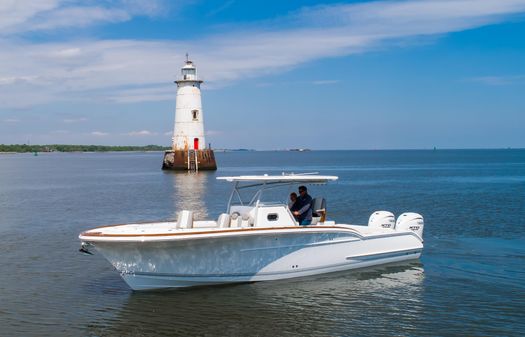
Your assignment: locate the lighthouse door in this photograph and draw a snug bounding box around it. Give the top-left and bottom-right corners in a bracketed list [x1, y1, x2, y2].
[194, 138, 199, 150]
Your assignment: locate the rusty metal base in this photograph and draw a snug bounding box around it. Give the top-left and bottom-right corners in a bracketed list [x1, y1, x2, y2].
[162, 149, 217, 171]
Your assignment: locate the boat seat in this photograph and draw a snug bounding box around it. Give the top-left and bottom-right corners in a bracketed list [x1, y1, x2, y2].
[230, 212, 242, 228]
[217, 213, 230, 228]
[177, 210, 194, 229]
[311, 197, 326, 217]
[311, 197, 327, 223]
[241, 214, 254, 227]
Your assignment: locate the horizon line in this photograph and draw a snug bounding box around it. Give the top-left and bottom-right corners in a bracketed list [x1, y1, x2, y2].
[1, 144, 523, 152]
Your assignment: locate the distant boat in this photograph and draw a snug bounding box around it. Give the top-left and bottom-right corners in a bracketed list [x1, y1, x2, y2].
[33, 151, 38, 156]
[290, 148, 311, 152]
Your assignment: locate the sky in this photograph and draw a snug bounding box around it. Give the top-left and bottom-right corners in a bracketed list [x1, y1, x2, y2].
[0, 0, 524, 150]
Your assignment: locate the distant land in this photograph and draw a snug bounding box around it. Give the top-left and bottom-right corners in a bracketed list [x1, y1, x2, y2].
[0, 144, 262, 153]
[0, 144, 170, 153]
[2, 145, 520, 154]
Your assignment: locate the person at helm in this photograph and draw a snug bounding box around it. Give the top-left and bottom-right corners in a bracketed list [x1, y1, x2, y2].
[293, 186, 312, 226]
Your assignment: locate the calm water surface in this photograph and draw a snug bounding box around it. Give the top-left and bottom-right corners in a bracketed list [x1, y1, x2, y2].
[0, 150, 524, 336]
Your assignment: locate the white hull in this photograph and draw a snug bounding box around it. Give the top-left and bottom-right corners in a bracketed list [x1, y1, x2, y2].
[90, 227, 423, 290]
[120, 252, 421, 290]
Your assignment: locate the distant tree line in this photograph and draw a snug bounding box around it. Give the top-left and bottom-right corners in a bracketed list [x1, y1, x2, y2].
[0, 144, 170, 153]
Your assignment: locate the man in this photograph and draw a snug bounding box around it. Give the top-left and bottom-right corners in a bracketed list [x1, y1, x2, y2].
[293, 185, 312, 226]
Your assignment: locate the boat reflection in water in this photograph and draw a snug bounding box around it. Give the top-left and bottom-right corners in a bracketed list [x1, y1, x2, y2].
[86, 262, 424, 336]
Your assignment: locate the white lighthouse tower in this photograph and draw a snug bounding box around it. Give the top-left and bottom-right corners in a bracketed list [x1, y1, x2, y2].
[162, 55, 217, 171]
[172, 56, 205, 151]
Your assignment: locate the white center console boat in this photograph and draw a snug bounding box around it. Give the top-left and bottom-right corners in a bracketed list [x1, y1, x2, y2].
[79, 174, 424, 290]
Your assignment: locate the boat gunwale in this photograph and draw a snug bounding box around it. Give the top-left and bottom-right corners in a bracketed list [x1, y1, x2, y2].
[79, 225, 364, 239]
[78, 225, 422, 244]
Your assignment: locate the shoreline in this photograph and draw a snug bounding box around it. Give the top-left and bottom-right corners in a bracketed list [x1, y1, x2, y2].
[0, 144, 170, 154]
[1, 148, 523, 154]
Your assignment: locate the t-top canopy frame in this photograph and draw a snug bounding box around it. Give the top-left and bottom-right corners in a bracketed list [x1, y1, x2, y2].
[217, 174, 338, 212]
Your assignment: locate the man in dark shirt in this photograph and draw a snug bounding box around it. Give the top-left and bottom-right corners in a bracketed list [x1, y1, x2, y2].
[293, 185, 313, 226]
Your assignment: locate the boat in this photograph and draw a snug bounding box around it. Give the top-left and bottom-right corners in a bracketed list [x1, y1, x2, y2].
[79, 174, 424, 290]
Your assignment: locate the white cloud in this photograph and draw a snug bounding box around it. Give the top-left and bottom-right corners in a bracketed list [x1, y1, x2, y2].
[3, 118, 20, 123]
[0, 0, 167, 34]
[1, 0, 525, 107]
[53, 48, 82, 58]
[0, 0, 58, 31]
[109, 85, 176, 103]
[91, 131, 109, 136]
[27, 6, 130, 32]
[125, 130, 157, 136]
[0, 75, 41, 85]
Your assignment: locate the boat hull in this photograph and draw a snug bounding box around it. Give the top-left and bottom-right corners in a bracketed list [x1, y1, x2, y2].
[90, 228, 423, 290]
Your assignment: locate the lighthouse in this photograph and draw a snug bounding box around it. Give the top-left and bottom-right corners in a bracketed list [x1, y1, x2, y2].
[162, 56, 217, 171]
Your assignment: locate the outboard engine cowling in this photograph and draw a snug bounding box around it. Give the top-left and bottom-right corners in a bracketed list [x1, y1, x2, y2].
[368, 211, 395, 229]
[396, 213, 424, 239]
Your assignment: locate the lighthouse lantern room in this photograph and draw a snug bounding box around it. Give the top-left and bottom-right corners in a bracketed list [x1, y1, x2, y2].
[162, 56, 217, 171]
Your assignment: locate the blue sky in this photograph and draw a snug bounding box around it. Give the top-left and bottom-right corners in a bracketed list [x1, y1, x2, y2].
[0, 0, 524, 150]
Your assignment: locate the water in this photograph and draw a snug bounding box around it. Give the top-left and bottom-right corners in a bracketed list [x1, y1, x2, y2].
[0, 150, 524, 336]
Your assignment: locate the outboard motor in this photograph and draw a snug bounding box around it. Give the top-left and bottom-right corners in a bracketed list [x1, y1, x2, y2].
[396, 213, 424, 239]
[368, 211, 395, 229]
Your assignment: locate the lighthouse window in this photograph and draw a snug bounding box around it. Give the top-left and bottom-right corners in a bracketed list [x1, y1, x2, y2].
[182, 69, 196, 77]
[192, 110, 199, 121]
